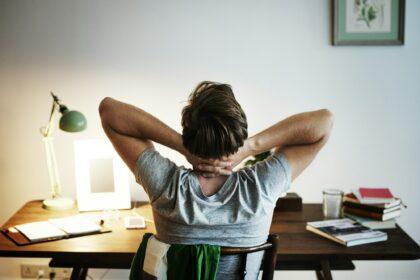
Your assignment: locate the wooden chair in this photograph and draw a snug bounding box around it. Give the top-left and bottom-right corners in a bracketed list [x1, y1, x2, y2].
[220, 234, 279, 280]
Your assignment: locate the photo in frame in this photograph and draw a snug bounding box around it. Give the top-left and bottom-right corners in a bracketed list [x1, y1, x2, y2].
[74, 139, 131, 211]
[332, 0, 405, 45]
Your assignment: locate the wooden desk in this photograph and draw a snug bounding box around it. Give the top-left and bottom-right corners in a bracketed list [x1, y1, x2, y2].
[271, 204, 420, 279]
[0, 200, 155, 279]
[1, 201, 419, 280]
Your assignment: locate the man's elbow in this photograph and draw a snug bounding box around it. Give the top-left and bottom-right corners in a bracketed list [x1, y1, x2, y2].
[319, 109, 334, 134]
[99, 97, 114, 119]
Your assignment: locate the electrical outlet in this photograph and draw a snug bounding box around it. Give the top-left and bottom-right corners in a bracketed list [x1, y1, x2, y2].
[21, 264, 71, 279]
[54, 267, 72, 279]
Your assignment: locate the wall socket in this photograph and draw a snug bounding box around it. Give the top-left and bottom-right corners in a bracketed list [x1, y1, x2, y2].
[21, 264, 71, 279]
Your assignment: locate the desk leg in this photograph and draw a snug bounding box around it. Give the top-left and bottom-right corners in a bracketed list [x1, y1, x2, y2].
[315, 260, 333, 280]
[70, 267, 88, 280]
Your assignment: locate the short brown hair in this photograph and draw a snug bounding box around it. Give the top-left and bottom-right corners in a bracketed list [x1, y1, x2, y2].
[181, 81, 248, 159]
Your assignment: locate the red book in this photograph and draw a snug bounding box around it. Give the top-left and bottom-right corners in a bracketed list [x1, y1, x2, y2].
[354, 188, 395, 204]
[359, 188, 393, 199]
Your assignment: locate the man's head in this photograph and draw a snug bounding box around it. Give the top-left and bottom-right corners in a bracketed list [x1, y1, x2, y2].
[181, 81, 248, 159]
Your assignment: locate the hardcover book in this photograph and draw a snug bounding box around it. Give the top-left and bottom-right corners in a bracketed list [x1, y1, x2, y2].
[354, 188, 395, 204]
[343, 206, 401, 221]
[344, 214, 397, 230]
[306, 218, 387, 247]
[343, 193, 401, 209]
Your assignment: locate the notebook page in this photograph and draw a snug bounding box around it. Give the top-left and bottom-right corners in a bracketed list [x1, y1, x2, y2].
[49, 216, 101, 235]
[15, 221, 67, 242]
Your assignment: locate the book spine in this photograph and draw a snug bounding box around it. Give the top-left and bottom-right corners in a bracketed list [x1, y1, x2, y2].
[343, 197, 360, 204]
[342, 206, 383, 221]
[343, 201, 385, 213]
[306, 225, 345, 246]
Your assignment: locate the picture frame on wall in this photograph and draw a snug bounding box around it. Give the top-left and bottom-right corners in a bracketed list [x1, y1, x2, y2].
[332, 0, 405, 45]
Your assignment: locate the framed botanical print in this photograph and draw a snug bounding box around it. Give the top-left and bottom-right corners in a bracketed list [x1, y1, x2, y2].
[332, 0, 405, 45]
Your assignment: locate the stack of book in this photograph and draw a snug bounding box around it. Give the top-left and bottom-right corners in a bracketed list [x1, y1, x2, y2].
[343, 187, 402, 229]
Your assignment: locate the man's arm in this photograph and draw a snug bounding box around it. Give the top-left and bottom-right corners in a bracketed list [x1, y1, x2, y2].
[99, 97, 231, 175]
[238, 109, 334, 181]
[99, 97, 187, 173]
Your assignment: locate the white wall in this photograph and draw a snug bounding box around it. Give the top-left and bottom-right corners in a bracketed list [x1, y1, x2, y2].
[0, 0, 419, 279]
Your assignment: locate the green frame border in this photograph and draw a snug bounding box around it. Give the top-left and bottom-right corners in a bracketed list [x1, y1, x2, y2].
[332, 0, 405, 45]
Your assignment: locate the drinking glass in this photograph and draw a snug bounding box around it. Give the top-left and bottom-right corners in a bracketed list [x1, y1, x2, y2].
[322, 189, 343, 219]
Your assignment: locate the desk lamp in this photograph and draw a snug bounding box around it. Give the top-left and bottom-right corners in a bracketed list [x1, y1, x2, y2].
[40, 92, 87, 210]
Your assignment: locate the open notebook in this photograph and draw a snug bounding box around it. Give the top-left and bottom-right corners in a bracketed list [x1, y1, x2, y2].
[2, 215, 111, 245]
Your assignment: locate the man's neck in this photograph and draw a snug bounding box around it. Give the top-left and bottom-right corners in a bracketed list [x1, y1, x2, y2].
[197, 174, 229, 197]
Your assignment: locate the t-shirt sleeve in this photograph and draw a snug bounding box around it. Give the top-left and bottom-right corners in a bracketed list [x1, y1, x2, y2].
[134, 148, 178, 202]
[246, 152, 292, 202]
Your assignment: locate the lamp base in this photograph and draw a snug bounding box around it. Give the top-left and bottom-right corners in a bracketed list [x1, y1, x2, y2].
[43, 197, 75, 211]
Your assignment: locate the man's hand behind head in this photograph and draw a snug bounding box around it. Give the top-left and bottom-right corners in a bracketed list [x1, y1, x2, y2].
[186, 139, 253, 177]
[185, 151, 233, 177]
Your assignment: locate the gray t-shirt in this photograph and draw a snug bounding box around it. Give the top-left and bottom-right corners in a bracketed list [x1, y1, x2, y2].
[135, 148, 291, 280]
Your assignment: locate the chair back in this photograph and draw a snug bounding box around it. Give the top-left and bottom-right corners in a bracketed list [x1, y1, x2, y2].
[220, 234, 279, 280]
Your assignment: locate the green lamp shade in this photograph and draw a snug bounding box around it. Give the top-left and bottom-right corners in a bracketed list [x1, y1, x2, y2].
[59, 110, 87, 132]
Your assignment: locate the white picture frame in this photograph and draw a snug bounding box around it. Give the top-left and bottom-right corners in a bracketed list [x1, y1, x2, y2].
[74, 139, 131, 211]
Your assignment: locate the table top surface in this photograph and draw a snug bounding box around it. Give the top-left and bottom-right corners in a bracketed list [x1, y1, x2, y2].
[270, 204, 419, 261]
[1, 200, 419, 262]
